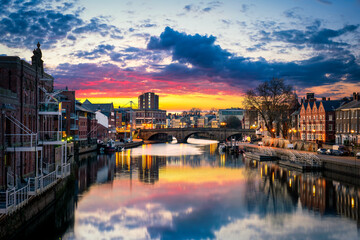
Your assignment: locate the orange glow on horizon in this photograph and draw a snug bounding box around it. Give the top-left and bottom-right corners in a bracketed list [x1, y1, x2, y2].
[77, 94, 245, 111]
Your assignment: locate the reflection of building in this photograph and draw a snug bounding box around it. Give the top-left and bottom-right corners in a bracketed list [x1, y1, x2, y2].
[137, 155, 166, 184]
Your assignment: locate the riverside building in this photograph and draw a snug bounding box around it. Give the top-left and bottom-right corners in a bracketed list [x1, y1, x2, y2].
[0, 43, 70, 214]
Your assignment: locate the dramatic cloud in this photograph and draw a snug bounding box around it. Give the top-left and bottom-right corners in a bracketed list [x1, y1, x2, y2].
[264, 23, 359, 51]
[72, 44, 115, 59]
[147, 27, 360, 88]
[54, 26, 360, 99]
[0, 0, 122, 49]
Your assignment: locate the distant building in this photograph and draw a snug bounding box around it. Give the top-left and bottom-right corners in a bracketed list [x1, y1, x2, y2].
[82, 100, 115, 139]
[135, 92, 166, 129]
[56, 89, 76, 139]
[75, 102, 97, 144]
[335, 92, 360, 145]
[114, 107, 136, 140]
[219, 108, 244, 126]
[135, 109, 166, 129]
[95, 111, 108, 141]
[138, 92, 159, 110]
[243, 109, 258, 129]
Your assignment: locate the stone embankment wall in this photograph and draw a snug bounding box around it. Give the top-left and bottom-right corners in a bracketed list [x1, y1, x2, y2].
[0, 174, 75, 239]
[262, 137, 319, 152]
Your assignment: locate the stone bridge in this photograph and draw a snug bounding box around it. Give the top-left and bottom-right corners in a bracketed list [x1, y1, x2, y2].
[138, 128, 256, 143]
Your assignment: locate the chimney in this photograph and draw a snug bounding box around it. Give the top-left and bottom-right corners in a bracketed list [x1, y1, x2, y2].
[357, 93, 360, 101]
[306, 93, 315, 100]
[327, 98, 330, 101]
[322, 97, 326, 101]
[301, 98, 304, 104]
[353, 92, 357, 101]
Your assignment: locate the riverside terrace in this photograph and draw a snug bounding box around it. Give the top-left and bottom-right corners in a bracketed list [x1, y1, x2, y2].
[138, 128, 256, 143]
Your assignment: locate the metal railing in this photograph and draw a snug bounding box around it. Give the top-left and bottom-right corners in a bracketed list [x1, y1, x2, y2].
[70, 124, 79, 130]
[0, 184, 29, 214]
[38, 102, 60, 114]
[28, 176, 42, 195]
[43, 162, 55, 175]
[7, 172, 15, 188]
[42, 171, 57, 190]
[56, 163, 71, 178]
[70, 113, 78, 120]
[38, 131, 62, 142]
[4, 134, 37, 148]
[0, 165, 71, 215]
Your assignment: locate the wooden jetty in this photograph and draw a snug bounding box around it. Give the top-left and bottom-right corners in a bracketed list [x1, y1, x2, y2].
[244, 152, 278, 162]
[279, 160, 323, 172]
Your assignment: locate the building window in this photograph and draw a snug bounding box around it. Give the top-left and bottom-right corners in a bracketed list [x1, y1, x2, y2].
[329, 115, 333, 121]
[329, 124, 333, 131]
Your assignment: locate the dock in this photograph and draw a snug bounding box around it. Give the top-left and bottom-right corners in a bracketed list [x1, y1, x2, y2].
[244, 152, 278, 162]
[278, 160, 323, 172]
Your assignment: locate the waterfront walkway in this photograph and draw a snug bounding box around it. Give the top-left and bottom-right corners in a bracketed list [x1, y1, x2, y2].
[238, 143, 360, 177]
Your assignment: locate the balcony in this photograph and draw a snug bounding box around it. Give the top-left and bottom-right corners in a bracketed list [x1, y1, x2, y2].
[4, 134, 41, 152]
[38, 102, 61, 115]
[38, 131, 63, 145]
[70, 113, 78, 120]
[70, 124, 79, 130]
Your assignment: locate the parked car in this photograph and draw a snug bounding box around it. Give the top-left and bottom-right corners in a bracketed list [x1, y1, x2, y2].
[356, 152, 360, 159]
[317, 148, 327, 154]
[333, 145, 350, 155]
[326, 149, 334, 155]
[332, 150, 344, 156]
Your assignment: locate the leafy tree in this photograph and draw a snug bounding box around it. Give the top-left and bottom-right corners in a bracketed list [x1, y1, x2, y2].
[225, 116, 242, 129]
[243, 78, 296, 138]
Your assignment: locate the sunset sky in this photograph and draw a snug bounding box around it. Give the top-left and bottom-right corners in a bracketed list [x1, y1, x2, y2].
[1, 0, 360, 111]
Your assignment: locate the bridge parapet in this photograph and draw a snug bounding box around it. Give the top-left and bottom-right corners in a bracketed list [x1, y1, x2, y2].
[138, 128, 256, 143]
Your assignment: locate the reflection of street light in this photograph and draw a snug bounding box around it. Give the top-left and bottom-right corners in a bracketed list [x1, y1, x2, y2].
[271, 129, 275, 132]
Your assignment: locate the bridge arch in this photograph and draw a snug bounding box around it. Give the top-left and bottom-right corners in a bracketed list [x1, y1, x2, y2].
[181, 131, 217, 143]
[147, 132, 171, 141]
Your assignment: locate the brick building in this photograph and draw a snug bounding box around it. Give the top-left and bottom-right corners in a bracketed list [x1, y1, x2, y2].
[299, 94, 343, 143]
[0, 43, 67, 192]
[335, 92, 360, 145]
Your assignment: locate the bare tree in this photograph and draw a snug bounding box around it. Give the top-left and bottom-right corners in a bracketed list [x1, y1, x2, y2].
[243, 78, 296, 138]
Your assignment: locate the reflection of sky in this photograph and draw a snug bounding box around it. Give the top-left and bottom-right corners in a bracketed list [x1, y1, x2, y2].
[65, 142, 359, 240]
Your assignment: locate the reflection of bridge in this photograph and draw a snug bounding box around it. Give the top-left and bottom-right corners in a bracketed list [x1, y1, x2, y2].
[138, 128, 256, 143]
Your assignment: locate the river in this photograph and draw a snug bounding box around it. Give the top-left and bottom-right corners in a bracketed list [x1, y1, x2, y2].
[12, 139, 360, 239]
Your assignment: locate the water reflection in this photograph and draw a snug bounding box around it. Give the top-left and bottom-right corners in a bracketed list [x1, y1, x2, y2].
[12, 140, 360, 239]
[65, 142, 360, 239]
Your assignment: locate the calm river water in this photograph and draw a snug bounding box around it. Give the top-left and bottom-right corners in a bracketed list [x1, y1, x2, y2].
[14, 139, 360, 240]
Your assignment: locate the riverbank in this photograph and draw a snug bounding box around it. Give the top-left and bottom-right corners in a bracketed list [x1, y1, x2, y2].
[239, 143, 360, 179]
[0, 172, 75, 239]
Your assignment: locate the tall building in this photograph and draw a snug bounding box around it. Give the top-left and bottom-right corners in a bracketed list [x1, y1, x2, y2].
[138, 92, 159, 110]
[135, 92, 166, 129]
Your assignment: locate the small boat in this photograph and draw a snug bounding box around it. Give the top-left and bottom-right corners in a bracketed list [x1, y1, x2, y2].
[218, 143, 226, 153]
[105, 139, 116, 153]
[117, 146, 125, 152]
